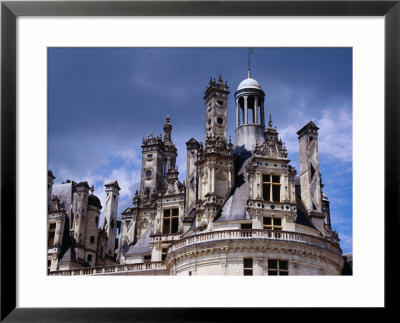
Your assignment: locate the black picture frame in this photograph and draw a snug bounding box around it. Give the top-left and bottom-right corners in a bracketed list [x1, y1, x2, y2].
[1, 0, 398, 321]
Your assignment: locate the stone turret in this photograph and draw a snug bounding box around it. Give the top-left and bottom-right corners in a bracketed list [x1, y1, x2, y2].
[103, 180, 120, 261]
[297, 121, 324, 231]
[204, 75, 230, 140]
[234, 73, 266, 151]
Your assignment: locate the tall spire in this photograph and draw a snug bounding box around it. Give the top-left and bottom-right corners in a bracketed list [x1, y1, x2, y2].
[248, 48, 253, 78]
[268, 113, 273, 128]
[163, 115, 172, 142]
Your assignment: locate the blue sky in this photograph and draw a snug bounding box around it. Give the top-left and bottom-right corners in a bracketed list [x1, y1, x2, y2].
[48, 47, 352, 254]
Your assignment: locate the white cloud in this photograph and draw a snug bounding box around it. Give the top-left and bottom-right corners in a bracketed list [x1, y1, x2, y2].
[103, 167, 141, 200]
[317, 108, 352, 163]
[277, 105, 352, 165]
[113, 147, 142, 166]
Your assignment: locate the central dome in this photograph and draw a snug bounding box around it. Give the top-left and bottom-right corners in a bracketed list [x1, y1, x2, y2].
[237, 77, 262, 91]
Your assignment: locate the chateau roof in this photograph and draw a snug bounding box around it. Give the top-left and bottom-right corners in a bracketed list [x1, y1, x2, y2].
[296, 121, 319, 138]
[125, 227, 151, 255]
[216, 147, 252, 222]
[52, 182, 73, 221]
[88, 194, 102, 209]
[294, 177, 317, 230]
[237, 77, 262, 91]
[105, 180, 121, 190]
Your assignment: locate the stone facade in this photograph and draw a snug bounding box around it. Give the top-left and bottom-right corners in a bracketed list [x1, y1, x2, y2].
[47, 175, 120, 272]
[49, 72, 345, 276]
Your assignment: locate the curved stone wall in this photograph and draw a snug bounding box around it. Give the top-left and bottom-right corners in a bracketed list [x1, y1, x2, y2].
[165, 230, 344, 275]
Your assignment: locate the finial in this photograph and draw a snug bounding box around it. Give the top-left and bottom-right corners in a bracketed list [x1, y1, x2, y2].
[229, 136, 232, 145]
[90, 185, 94, 195]
[210, 77, 213, 84]
[268, 113, 273, 128]
[248, 48, 253, 78]
[218, 74, 223, 83]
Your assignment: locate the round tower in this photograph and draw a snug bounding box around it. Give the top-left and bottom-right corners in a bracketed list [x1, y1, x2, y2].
[234, 73, 266, 151]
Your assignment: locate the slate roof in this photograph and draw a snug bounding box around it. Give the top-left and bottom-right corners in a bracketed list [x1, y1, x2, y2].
[105, 180, 121, 190]
[215, 146, 252, 222]
[294, 176, 317, 230]
[125, 227, 152, 255]
[52, 182, 73, 223]
[58, 216, 79, 264]
[88, 194, 102, 209]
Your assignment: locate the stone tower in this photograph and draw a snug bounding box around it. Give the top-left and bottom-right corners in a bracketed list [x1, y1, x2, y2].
[84, 186, 102, 267]
[162, 116, 178, 175]
[234, 71, 266, 151]
[297, 121, 324, 231]
[185, 138, 200, 216]
[103, 180, 120, 258]
[204, 75, 229, 140]
[195, 75, 235, 231]
[48, 170, 55, 206]
[140, 131, 165, 198]
[71, 181, 90, 260]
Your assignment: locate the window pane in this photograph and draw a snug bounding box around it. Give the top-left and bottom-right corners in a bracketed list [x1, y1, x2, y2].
[244, 270, 253, 276]
[272, 175, 280, 183]
[163, 219, 170, 233]
[263, 174, 270, 182]
[244, 258, 253, 268]
[50, 223, 56, 230]
[279, 271, 288, 276]
[263, 217, 272, 225]
[263, 184, 270, 201]
[272, 185, 280, 202]
[268, 259, 277, 269]
[48, 232, 55, 248]
[274, 218, 282, 226]
[268, 271, 278, 276]
[172, 208, 179, 217]
[164, 209, 170, 217]
[171, 218, 179, 233]
[280, 261, 288, 270]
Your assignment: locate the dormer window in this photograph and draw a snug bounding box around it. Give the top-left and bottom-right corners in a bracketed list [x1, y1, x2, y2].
[163, 208, 179, 234]
[263, 217, 282, 231]
[262, 174, 280, 202]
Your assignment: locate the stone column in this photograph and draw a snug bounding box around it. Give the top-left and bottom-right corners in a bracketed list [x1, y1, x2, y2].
[260, 101, 265, 127]
[244, 96, 248, 124]
[254, 97, 259, 124]
[198, 170, 203, 200]
[236, 99, 240, 127]
[211, 166, 215, 193]
[208, 165, 211, 194]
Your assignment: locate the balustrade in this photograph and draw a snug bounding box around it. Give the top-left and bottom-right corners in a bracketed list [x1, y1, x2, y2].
[167, 229, 342, 255]
[49, 261, 166, 276]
